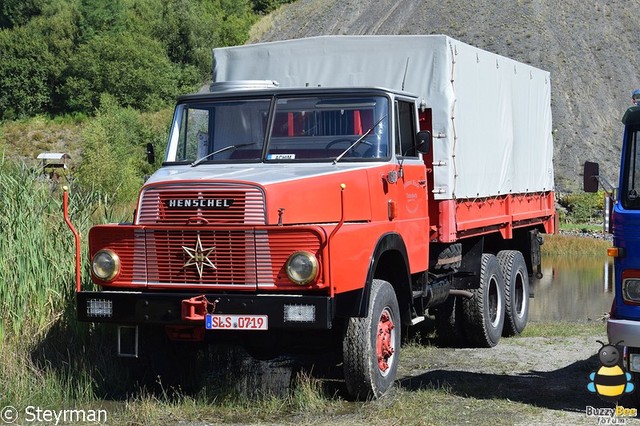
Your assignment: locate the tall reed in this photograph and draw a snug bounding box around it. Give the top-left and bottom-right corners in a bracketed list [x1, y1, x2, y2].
[0, 157, 107, 406]
[541, 233, 610, 257]
[0, 159, 92, 336]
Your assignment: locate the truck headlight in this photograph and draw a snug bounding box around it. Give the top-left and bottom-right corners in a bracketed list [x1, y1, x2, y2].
[623, 279, 640, 303]
[285, 251, 318, 285]
[92, 249, 120, 281]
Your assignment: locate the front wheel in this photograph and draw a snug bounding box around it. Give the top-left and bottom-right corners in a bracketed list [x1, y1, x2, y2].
[343, 279, 400, 400]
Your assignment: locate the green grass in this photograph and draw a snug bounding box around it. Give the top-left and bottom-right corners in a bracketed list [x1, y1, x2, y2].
[0, 116, 85, 161]
[522, 320, 606, 338]
[541, 233, 610, 257]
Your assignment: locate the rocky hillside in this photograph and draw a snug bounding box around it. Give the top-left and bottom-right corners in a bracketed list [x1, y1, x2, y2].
[250, 0, 640, 191]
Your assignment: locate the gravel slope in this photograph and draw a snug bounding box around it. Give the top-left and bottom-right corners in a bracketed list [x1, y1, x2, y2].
[250, 0, 640, 191]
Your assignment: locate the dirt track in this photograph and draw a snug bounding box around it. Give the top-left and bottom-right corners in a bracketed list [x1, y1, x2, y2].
[397, 329, 614, 425]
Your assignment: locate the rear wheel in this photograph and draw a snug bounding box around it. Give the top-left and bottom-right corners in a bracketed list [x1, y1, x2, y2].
[343, 279, 400, 400]
[461, 254, 505, 347]
[497, 250, 529, 336]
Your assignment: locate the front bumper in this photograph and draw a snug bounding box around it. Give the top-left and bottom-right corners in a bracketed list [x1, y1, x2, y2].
[77, 291, 334, 329]
[607, 317, 640, 348]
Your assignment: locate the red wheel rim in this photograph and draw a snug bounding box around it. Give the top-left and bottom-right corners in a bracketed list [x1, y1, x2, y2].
[376, 307, 395, 374]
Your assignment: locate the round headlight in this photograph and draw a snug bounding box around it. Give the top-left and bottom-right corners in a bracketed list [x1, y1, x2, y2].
[285, 251, 319, 285]
[624, 279, 640, 302]
[92, 249, 120, 281]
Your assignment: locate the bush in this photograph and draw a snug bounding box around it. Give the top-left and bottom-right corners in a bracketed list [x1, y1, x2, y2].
[252, 0, 295, 14]
[75, 95, 165, 203]
[557, 191, 605, 223]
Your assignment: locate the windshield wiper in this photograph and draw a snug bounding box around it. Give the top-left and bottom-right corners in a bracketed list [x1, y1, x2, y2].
[191, 143, 255, 167]
[333, 115, 387, 165]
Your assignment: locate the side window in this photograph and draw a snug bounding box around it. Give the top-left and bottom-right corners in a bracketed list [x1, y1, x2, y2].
[396, 101, 417, 157]
[177, 108, 210, 161]
[623, 129, 640, 209]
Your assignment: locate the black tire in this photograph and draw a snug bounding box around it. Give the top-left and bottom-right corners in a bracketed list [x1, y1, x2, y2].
[630, 372, 640, 408]
[497, 250, 529, 336]
[343, 279, 400, 400]
[461, 254, 505, 347]
[434, 295, 468, 347]
[434, 243, 462, 271]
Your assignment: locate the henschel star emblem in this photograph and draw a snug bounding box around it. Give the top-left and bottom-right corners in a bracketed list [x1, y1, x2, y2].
[182, 234, 217, 279]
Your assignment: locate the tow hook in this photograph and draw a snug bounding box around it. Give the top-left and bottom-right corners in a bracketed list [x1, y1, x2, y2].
[181, 295, 217, 321]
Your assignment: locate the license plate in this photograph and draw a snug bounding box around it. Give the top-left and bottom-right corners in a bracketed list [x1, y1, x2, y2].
[205, 314, 268, 330]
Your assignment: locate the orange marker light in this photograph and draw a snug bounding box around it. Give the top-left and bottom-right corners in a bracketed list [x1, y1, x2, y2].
[388, 200, 397, 221]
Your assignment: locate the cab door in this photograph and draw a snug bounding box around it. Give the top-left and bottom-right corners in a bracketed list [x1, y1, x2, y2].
[393, 98, 429, 272]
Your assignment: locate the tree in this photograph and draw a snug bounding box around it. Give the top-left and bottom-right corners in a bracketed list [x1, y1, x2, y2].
[0, 0, 282, 119]
[77, 0, 127, 40]
[0, 27, 54, 120]
[0, 0, 46, 29]
[61, 32, 191, 113]
[251, 0, 293, 15]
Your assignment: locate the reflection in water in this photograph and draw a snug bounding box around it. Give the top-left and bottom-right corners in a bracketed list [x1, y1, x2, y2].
[529, 255, 613, 322]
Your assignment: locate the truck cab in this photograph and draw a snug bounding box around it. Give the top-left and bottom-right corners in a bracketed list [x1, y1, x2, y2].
[84, 84, 431, 301]
[589, 106, 640, 379]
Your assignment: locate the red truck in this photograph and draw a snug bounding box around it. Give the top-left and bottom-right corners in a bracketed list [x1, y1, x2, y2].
[66, 35, 555, 399]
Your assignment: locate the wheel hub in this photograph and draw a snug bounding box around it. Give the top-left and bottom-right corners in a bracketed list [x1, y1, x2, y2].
[377, 309, 395, 372]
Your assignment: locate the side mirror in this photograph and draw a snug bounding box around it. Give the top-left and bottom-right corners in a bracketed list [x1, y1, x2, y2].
[146, 143, 156, 165]
[416, 131, 432, 154]
[583, 161, 599, 193]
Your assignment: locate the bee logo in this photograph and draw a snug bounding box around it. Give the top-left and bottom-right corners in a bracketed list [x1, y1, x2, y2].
[587, 340, 635, 403]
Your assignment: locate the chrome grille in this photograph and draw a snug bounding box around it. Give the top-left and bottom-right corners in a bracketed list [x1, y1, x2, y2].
[147, 229, 258, 287]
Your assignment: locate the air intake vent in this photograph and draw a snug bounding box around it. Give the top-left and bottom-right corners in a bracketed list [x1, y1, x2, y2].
[137, 182, 266, 225]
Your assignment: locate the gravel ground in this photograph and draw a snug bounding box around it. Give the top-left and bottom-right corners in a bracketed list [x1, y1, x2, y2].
[558, 228, 613, 241]
[398, 330, 618, 425]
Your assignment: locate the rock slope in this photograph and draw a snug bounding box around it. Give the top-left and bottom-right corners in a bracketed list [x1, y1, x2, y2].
[251, 0, 640, 191]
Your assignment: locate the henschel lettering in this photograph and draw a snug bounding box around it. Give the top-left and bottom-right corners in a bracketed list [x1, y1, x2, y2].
[166, 199, 234, 209]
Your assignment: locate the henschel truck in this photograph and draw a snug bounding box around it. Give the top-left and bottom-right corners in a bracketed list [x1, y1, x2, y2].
[64, 35, 555, 399]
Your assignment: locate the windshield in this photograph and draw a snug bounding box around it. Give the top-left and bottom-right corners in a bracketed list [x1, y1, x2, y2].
[164, 95, 389, 164]
[166, 98, 271, 163]
[266, 96, 389, 161]
[622, 127, 640, 209]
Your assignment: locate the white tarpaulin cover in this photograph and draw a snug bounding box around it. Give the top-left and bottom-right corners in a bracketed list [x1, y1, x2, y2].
[213, 35, 554, 200]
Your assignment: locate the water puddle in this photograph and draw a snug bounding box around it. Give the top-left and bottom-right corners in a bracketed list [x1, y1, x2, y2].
[529, 255, 613, 322]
